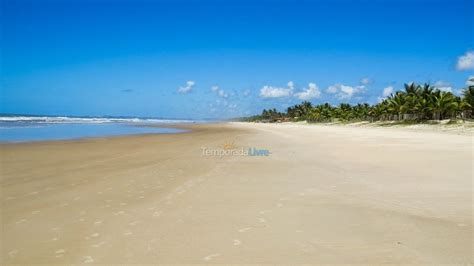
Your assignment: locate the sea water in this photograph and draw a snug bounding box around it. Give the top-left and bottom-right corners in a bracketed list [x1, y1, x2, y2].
[0, 115, 191, 142]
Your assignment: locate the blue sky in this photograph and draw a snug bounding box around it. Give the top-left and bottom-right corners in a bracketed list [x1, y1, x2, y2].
[1, 0, 473, 119]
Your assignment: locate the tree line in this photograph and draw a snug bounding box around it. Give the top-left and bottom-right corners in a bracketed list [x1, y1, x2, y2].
[242, 83, 474, 123]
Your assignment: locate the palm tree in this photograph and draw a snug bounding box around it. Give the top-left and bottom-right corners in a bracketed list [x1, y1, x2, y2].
[388, 92, 407, 120]
[404, 82, 418, 95]
[431, 91, 458, 120]
[324, 103, 333, 121]
[249, 82, 474, 123]
[413, 97, 432, 120]
[461, 86, 474, 118]
[334, 103, 352, 121]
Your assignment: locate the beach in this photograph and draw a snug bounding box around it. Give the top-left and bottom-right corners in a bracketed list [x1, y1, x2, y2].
[1, 122, 472, 264]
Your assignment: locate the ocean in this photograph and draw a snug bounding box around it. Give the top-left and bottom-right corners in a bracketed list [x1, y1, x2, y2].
[0, 115, 194, 142]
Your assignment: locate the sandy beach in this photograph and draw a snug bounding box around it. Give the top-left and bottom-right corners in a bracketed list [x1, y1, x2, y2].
[1, 123, 472, 264]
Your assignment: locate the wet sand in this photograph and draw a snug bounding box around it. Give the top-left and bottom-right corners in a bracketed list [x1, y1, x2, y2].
[1, 123, 472, 264]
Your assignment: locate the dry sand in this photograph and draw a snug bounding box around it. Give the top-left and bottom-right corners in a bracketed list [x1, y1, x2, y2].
[1, 122, 472, 264]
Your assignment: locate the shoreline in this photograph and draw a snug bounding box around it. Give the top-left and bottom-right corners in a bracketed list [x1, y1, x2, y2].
[0, 123, 197, 145]
[1, 122, 472, 264]
[1, 119, 471, 145]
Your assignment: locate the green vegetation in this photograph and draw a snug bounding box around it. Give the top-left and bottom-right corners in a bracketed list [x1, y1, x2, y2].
[242, 83, 474, 123]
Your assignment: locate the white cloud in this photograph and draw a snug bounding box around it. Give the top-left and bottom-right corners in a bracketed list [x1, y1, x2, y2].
[287, 81, 295, 90]
[218, 89, 228, 98]
[382, 86, 394, 97]
[178, 80, 195, 93]
[211, 85, 229, 98]
[434, 81, 453, 92]
[260, 81, 294, 98]
[326, 85, 338, 94]
[466, 76, 474, 86]
[344, 85, 363, 99]
[360, 78, 372, 85]
[260, 86, 292, 98]
[294, 83, 321, 100]
[211, 85, 219, 92]
[456, 51, 474, 70]
[326, 83, 365, 100]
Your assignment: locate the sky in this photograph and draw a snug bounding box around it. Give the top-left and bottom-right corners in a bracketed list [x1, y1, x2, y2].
[1, 0, 473, 119]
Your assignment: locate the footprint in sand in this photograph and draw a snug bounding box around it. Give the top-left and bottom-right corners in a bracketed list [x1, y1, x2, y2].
[238, 227, 252, 233]
[8, 250, 18, 258]
[83, 256, 94, 263]
[85, 233, 99, 240]
[16, 219, 27, 224]
[258, 217, 266, 223]
[129, 220, 139, 226]
[94, 220, 103, 226]
[276, 203, 283, 208]
[203, 253, 220, 261]
[92, 241, 106, 248]
[55, 249, 65, 257]
[123, 231, 133, 236]
[233, 239, 242, 246]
